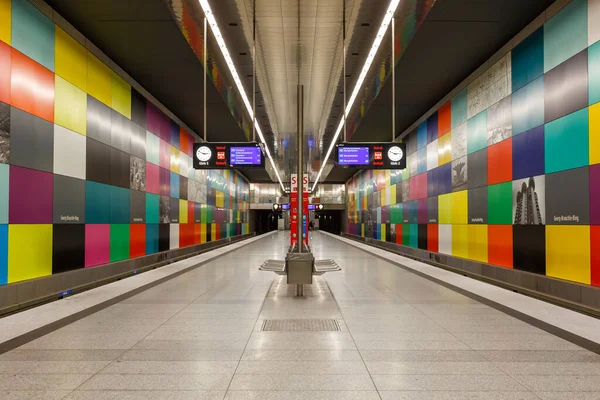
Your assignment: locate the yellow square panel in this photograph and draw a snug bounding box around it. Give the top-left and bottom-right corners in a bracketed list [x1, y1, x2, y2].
[54, 76, 87, 135]
[452, 224, 469, 259]
[0, 0, 11, 45]
[546, 226, 591, 284]
[438, 131, 452, 165]
[216, 191, 225, 208]
[390, 184, 397, 205]
[361, 224, 365, 237]
[380, 188, 386, 207]
[438, 193, 452, 224]
[8, 224, 52, 283]
[55, 27, 87, 91]
[179, 199, 188, 224]
[381, 224, 386, 242]
[385, 170, 391, 187]
[468, 225, 488, 263]
[210, 224, 217, 241]
[170, 146, 180, 174]
[452, 190, 468, 224]
[87, 51, 112, 106]
[200, 224, 207, 244]
[111, 71, 131, 118]
[590, 103, 600, 165]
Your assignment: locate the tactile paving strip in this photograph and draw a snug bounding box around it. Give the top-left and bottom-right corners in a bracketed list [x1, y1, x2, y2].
[261, 319, 341, 331]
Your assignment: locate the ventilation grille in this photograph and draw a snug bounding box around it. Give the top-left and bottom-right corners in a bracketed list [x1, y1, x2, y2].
[261, 319, 341, 332]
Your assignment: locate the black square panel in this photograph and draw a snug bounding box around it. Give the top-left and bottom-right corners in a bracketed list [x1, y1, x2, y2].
[545, 167, 590, 225]
[111, 110, 131, 154]
[86, 137, 111, 185]
[428, 196, 438, 223]
[111, 148, 130, 188]
[467, 149, 487, 189]
[130, 156, 146, 192]
[206, 224, 212, 242]
[159, 196, 170, 223]
[513, 225, 545, 275]
[158, 223, 170, 252]
[10, 107, 53, 172]
[418, 224, 428, 250]
[407, 129, 417, 155]
[87, 95, 111, 145]
[544, 49, 588, 124]
[52, 224, 85, 273]
[194, 202, 202, 223]
[0, 102, 10, 164]
[395, 181, 403, 203]
[468, 186, 488, 224]
[180, 176, 188, 200]
[131, 88, 147, 129]
[130, 123, 146, 160]
[53, 175, 85, 224]
[169, 197, 180, 223]
[130, 189, 146, 223]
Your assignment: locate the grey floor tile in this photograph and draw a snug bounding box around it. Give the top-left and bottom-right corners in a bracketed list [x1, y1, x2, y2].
[133, 340, 248, 350]
[0, 350, 125, 361]
[372, 374, 526, 391]
[355, 340, 469, 351]
[378, 392, 540, 400]
[1, 391, 71, 400]
[236, 361, 368, 375]
[78, 374, 232, 391]
[360, 350, 486, 362]
[224, 391, 381, 400]
[119, 349, 243, 361]
[101, 360, 238, 374]
[535, 392, 600, 400]
[65, 391, 225, 399]
[241, 349, 362, 361]
[461, 339, 583, 351]
[229, 374, 376, 391]
[0, 374, 92, 390]
[365, 361, 503, 375]
[513, 375, 600, 391]
[477, 351, 600, 362]
[144, 331, 251, 341]
[0, 361, 110, 374]
[494, 362, 600, 375]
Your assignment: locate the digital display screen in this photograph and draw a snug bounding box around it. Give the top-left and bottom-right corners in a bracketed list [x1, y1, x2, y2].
[230, 146, 263, 166]
[282, 204, 290, 211]
[308, 204, 315, 211]
[335, 143, 406, 170]
[337, 146, 371, 165]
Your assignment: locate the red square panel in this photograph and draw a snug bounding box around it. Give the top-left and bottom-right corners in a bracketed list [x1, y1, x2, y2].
[0, 41, 10, 104]
[488, 225, 513, 268]
[130, 224, 146, 258]
[488, 138, 512, 185]
[592, 226, 600, 287]
[180, 128, 189, 158]
[194, 223, 201, 245]
[214, 223, 220, 241]
[179, 223, 194, 248]
[427, 224, 439, 252]
[395, 224, 402, 245]
[10, 49, 54, 122]
[188, 201, 195, 224]
[438, 101, 451, 136]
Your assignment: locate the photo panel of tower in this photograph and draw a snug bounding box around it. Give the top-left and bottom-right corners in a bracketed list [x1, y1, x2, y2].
[512, 175, 546, 225]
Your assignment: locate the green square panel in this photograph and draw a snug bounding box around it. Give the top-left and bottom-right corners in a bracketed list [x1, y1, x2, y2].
[452, 89, 468, 129]
[409, 224, 418, 248]
[589, 41, 600, 105]
[110, 224, 130, 262]
[544, 0, 587, 73]
[146, 193, 159, 223]
[11, 0, 55, 71]
[512, 77, 545, 136]
[86, 181, 111, 224]
[110, 186, 130, 224]
[402, 224, 410, 246]
[488, 182, 512, 224]
[467, 111, 487, 154]
[545, 108, 589, 174]
[390, 204, 403, 224]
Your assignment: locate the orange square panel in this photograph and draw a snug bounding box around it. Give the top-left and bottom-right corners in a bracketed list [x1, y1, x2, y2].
[488, 138, 512, 185]
[592, 226, 600, 287]
[129, 224, 146, 258]
[0, 41, 10, 104]
[488, 225, 513, 268]
[10, 49, 54, 122]
[438, 101, 451, 136]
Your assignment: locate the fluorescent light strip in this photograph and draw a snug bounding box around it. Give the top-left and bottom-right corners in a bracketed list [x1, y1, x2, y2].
[312, 0, 401, 191]
[199, 0, 285, 191]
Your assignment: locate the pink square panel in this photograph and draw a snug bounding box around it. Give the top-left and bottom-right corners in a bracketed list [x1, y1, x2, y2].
[85, 224, 110, 267]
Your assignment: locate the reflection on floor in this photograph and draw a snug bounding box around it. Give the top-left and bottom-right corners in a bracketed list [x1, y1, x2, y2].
[0, 231, 599, 399]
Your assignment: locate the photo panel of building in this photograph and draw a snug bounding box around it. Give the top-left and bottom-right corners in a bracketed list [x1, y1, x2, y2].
[487, 95, 512, 145]
[512, 175, 546, 225]
[0, 103, 9, 164]
[452, 156, 468, 191]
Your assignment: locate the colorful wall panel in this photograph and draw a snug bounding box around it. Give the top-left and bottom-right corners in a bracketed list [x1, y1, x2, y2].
[347, 0, 600, 288]
[0, 0, 250, 285]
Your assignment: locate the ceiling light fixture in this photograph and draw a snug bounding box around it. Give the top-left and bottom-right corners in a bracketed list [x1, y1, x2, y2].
[198, 0, 285, 191]
[311, 0, 401, 191]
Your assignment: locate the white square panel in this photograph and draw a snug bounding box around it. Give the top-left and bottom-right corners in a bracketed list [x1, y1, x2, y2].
[146, 131, 160, 165]
[438, 224, 453, 256]
[179, 152, 189, 177]
[590, 0, 600, 45]
[53, 125, 86, 180]
[427, 140, 438, 171]
[170, 223, 179, 250]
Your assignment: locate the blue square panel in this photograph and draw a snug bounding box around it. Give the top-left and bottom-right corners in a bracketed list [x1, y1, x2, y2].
[512, 27, 544, 93]
[417, 122, 427, 149]
[170, 121, 180, 149]
[146, 224, 159, 254]
[110, 186, 130, 224]
[417, 147, 427, 175]
[427, 112, 438, 144]
[170, 172, 180, 199]
[512, 76, 545, 136]
[589, 40, 600, 105]
[11, 0, 55, 71]
[544, 0, 587, 73]
[452, 89, 468, 128]
[86, 181, 111, 224]
[545, 108, 589, 174]
[467, 111, 487, 154]
[513, 126, 545, 180]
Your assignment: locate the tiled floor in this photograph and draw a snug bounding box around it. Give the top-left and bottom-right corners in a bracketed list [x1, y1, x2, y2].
[1, 231, 599, 399]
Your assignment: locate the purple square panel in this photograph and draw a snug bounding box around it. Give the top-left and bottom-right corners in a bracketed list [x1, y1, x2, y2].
[9, 166, 53, 223]
[418, 199, 428, 224]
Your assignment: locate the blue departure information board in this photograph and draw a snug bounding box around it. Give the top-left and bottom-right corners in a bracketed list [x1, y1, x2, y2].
[337, 146, 370, 165]
[230, 146, 263, 166]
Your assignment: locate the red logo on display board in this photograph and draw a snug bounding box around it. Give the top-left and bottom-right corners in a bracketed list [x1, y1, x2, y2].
[217, 152, 225, 160]
[374, 151, 382, 160]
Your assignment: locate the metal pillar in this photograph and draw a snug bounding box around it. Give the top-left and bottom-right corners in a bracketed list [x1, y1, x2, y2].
[252, 0, 256, 143]
[343, 0, 347, 143]
[204, 17, 207, 142]
[391, 17, 395, 142]
[297, 84, 304, 253]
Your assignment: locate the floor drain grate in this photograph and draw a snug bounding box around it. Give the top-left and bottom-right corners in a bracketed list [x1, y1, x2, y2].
[261, 319, 341, 332]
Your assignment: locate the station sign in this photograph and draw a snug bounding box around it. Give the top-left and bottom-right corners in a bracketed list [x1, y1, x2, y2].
[335, 142, 406, 169]
[193, 142, 265, 169]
